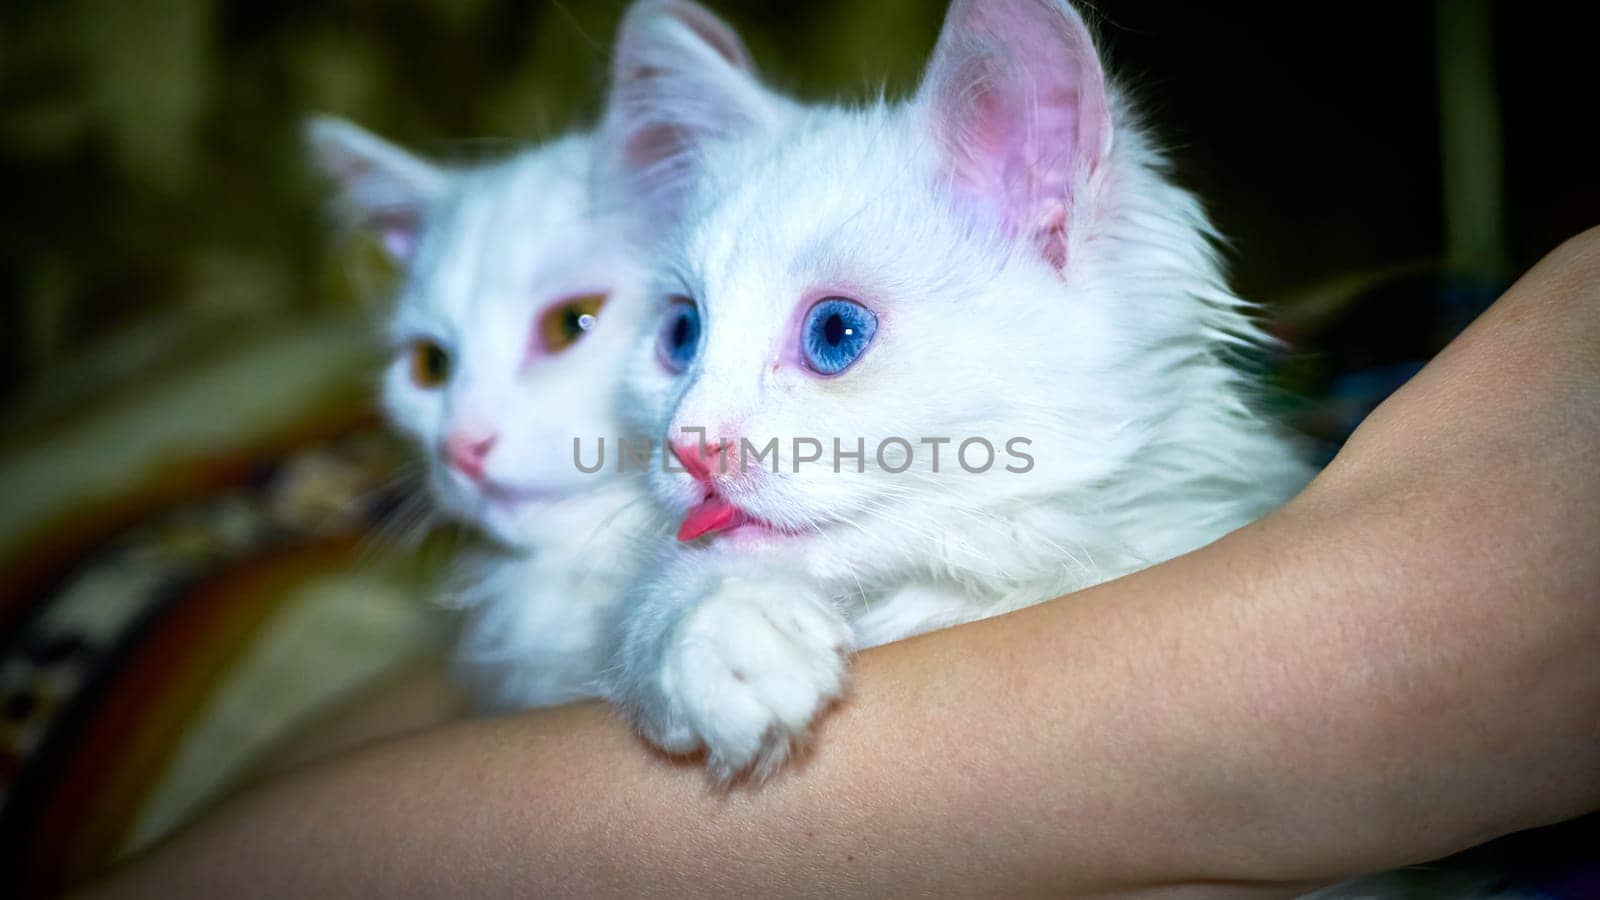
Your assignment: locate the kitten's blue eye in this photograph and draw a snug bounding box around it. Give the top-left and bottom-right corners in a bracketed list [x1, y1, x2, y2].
[801, 298, 877, 376]
[657, 298, 700, 373]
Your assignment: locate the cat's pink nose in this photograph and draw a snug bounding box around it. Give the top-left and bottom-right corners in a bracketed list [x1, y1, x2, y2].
[445, 432, 496, 482]
[670, 438, 733, 483]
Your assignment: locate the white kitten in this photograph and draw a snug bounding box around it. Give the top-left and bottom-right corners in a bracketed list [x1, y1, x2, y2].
[301, 0, 775, 711]
[298, 146, 646, 709]
[603, 0, 1314, 778]
[305, 122, 657, 708]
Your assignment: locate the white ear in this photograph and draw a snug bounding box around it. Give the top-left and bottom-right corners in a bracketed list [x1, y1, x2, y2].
[599, 0, 779, 226]
[916, 0, 1113, 269]
[304, 115, 449, 264]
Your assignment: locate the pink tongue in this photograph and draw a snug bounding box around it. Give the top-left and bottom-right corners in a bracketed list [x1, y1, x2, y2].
[677, 496, 747, 542]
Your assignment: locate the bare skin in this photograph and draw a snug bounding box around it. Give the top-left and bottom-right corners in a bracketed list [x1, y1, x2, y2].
[86, 229, 1600, 898]
[253, 658, 468, 780]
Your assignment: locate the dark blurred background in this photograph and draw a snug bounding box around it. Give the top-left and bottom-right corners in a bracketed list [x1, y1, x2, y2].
[0, 0, 1594, 409]
[1, 4, 1598, 888]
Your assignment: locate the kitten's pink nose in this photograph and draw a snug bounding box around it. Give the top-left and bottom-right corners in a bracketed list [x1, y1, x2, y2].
[445, 432, 496, 482]
[669, 438, 734, 483]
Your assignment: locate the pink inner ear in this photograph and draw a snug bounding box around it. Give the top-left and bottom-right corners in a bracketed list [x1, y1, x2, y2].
[923, 0, 1111, 269]
[657, 0, 753, 72]
[381, 228, 416, 262]
[623, 119, 687, 172]
[602, 0, 770, 228]
[369, 208, 421, 264]
[318, 152, 426, 264]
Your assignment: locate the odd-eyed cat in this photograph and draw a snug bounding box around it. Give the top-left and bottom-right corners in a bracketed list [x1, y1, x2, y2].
[306, 120, 655, 708]
[300, 0, 771, 709]
[603, 0, 1314, 778]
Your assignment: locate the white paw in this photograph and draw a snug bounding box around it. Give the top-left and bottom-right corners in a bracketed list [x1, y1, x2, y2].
[642, 577, 852, 780]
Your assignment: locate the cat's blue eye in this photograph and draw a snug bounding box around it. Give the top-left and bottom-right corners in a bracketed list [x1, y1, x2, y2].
[656, 298, 701, 373]
[801, 298, 877, 376]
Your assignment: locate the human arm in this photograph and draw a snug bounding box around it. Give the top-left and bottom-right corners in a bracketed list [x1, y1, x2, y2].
[86, 229, 1600, 897]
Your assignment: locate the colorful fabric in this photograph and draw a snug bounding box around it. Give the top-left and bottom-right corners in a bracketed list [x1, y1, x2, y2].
[0, 320, 450, 895]
[0, 412, 446, 894]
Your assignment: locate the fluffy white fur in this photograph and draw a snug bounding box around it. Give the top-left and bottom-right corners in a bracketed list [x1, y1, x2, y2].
[304, 122, 672, 709]
[604, 0, 1315, 778]
[302, 0, 781, 711]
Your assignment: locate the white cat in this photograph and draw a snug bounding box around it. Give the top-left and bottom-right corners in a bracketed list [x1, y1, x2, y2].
[304, 119, 655, 709]
[301, 0, 776, 711]
[602, 0, 1315, 778]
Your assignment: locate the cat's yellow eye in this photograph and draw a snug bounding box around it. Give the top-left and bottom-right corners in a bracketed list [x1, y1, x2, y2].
[407, 339, 451, 389]
[538, 293, 607, 354]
